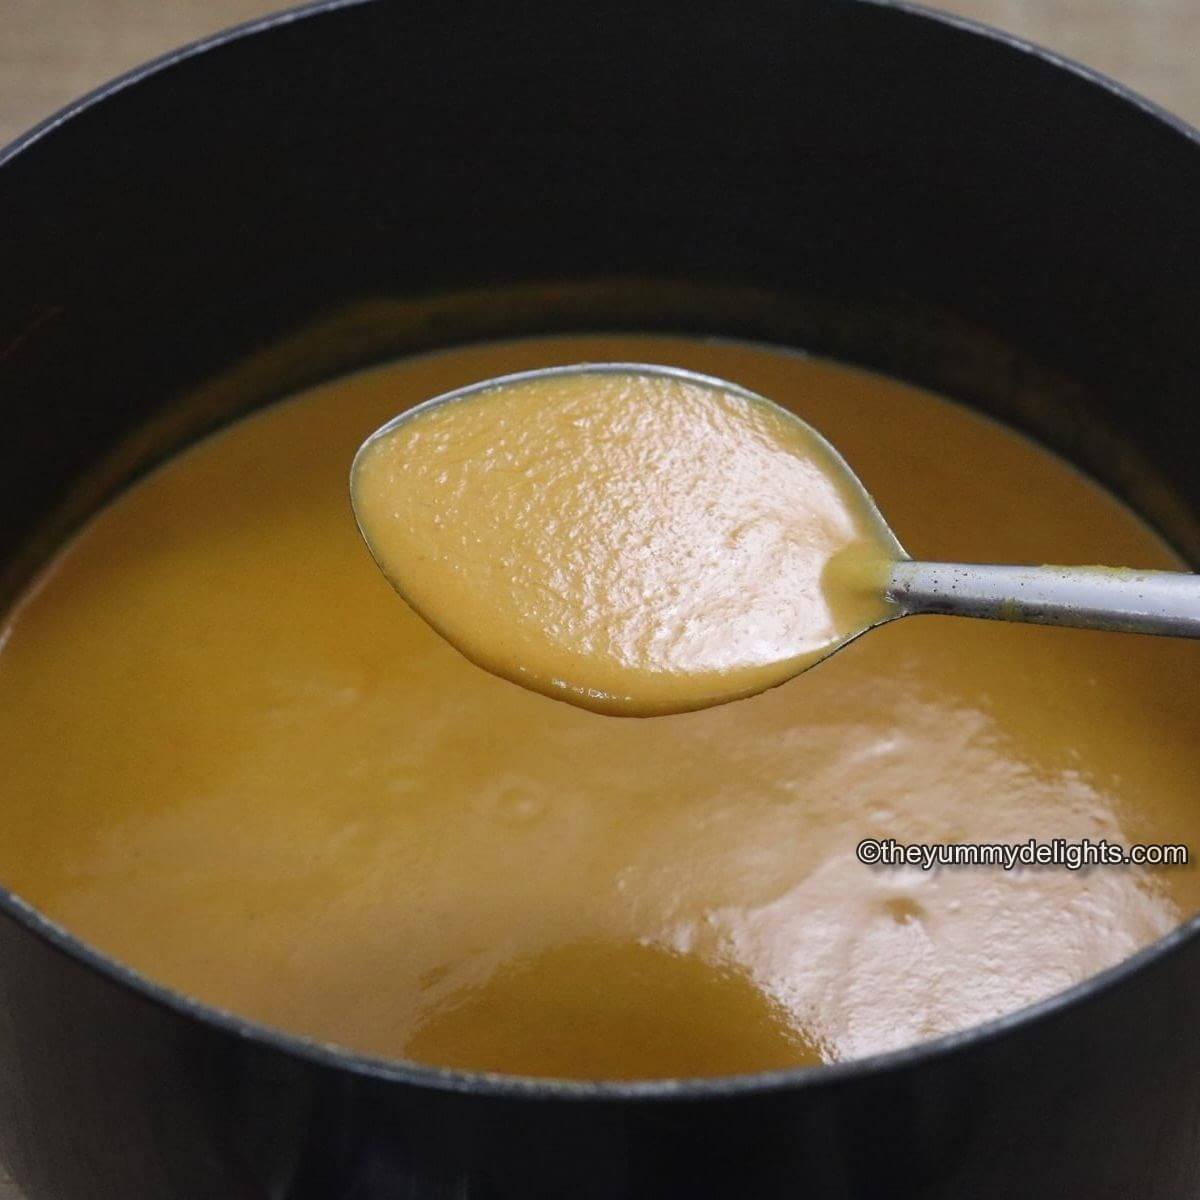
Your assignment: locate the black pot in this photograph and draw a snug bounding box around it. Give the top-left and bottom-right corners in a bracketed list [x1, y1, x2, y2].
[1, 2, 1198, 1197]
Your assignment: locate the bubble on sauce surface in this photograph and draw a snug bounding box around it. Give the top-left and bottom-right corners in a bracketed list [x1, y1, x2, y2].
[471, 779, 549, 826]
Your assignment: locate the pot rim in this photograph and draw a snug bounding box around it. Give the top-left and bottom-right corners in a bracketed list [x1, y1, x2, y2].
[1, 0, 1197, 1103]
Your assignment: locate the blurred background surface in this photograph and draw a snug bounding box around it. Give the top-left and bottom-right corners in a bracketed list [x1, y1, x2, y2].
[0, 0, 1195, 1195]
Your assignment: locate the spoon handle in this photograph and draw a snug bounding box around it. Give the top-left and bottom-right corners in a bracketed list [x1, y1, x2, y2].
[888, 562, 1200, 637]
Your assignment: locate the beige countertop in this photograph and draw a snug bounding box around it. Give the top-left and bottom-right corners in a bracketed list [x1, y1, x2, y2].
[0, 1, 1195, 1196]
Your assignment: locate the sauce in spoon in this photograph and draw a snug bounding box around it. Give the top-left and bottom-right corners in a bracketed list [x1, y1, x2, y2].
[352, 364, 900, 715]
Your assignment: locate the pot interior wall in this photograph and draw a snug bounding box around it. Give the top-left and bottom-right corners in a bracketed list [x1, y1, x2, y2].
[1, 277, 1197, 615]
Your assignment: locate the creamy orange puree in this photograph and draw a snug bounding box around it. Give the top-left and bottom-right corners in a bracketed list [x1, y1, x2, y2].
[0, 334, 1198, 1080]
[352, 367, 898, 715]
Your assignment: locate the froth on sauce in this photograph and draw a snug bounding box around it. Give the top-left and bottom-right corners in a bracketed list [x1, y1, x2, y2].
[351, 368, 899, 715]
[0, 334, 1197, 1080]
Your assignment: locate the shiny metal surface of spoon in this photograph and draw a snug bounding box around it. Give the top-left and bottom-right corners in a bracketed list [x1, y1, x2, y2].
[888, 560, 1200, 637]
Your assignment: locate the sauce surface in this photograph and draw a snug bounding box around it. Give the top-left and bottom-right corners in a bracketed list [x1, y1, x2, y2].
[352, 367, 897, 714]
[1, 334, 1198, 1080]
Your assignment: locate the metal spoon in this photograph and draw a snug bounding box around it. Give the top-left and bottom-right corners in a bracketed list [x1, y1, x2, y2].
[352, 363, 1200, 707]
